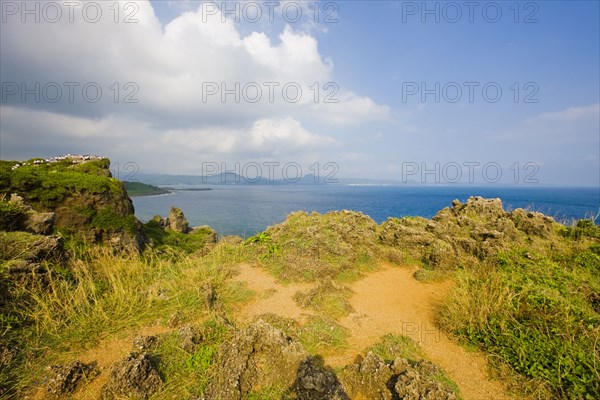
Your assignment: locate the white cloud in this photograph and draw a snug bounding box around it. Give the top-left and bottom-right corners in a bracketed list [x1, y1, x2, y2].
[495, 103, 600, 143]
[525, 104, 600, 124]
[0, 0, 390, 172]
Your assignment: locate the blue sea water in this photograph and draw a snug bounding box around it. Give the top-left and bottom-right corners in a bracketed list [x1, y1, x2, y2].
[132, 186, 600, 237]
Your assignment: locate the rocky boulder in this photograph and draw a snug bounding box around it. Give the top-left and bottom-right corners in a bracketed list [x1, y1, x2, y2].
[510, 208, 556, 237]
[289, 356, 349, 400]
[100, 352, 162, 400]
[1, 195, 54, 234]
[25, 210, 55, 235]
[341, 352, 456, 400]
[204, 320, 308, 400]
[46, 360, 99, 398]
[168, 207, 190, 233]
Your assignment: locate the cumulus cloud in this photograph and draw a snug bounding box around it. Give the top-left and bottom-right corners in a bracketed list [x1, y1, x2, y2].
[0, 0, 388, 171]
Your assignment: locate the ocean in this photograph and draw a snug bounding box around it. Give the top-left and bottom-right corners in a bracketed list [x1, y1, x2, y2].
[131, 185, 600, 237]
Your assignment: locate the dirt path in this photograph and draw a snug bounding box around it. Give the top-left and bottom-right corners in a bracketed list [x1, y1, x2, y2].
[334, 266, 513, 400]
[30, 325, 171, 400]
[234, 263, 514, 400]
[233, 263, 313, 323]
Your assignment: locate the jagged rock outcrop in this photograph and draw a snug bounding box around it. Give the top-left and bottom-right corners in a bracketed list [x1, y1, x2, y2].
[168, 206, 190, 233]
[263, 210, 380, 281]
[510, 208, 555, 238]
[1, 194, 55, 234]
[204, 320, 308, 400]
[0, 158, 145, 250]
[46, 360, 99, 398]
[132, 336, 159, 352]
[290, 356, 349, 400]
[0, 232, 65, 286]
[341, 352, 456, 400]
[100, 352, 162, 400]
[380, 196, 561, 270]
[179, 325, 202, 353]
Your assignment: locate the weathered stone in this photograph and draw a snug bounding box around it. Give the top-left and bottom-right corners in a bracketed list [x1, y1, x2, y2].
[394, 359, 456, 400]
[511, 208, 555, 237]
[100, 352, 162, 400]
[192, 225, 218, 243]
[342, 353, 457, 400]
[290, 356, 349, 400]
[25, 211, 55, 235]
[132, 336, 159, 352]
[204, 320, 308, 400]
[179, 325, 202, 353]
[201, 283, 219, 310]
[342, 352, 397, 400]
[46, 360, 99, 398]
[168, 207, 190, 233]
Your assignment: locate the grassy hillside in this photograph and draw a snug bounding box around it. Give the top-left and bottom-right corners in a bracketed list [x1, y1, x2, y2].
[123, 181, 170, 197]
[0, 185, 598, 399]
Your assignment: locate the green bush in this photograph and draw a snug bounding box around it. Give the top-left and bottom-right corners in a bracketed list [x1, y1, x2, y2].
[446, 250, 600, 399]
[1, 159, 123, 208]
[0, 201, 27, 231]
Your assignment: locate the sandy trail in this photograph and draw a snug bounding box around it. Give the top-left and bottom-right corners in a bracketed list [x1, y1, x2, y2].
[334, 266, 513, 400]
[233, 263, 314, 323]
[235, 263, 514, 400]
[30, 325, 171, 400]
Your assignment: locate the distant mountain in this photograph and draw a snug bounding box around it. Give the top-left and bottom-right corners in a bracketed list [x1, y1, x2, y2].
[134, 173, 417, 186]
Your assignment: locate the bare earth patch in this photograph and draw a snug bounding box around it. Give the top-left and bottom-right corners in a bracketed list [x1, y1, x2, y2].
[233, 263, 314, 323]
[234, 262, 515, 400]
[30, 325, 171, 400]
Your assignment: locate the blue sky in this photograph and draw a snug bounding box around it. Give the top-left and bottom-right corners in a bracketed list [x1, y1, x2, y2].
[1, 1, 598, 185]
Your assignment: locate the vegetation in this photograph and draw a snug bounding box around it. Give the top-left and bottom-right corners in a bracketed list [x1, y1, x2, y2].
[416, 200, 600, 400]
[0, 161, 597, 400]
[123, 181, 170, 197]
[152, 316, 230, 398]
[0, 200, 26, 231]
[0, 237, 247, 399]
[293, 278, 354, 319]
[247, 210, 381, 282]
[367, 334, 462, 397]
[143, 220, 217, 254]
[0, 159, 122, 209]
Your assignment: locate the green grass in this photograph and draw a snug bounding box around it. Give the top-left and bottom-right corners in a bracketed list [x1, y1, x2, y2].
[438, 245, 600, 399]
[292, 279, 354, 319]
[299, 315, 349, 355]
[123, 181, 170, 197]
[151, 317, 229, 399]
[368, 333, 424, 363]
[1, 159, 124, 209]
[248, 210, 381, 282]
[379, 199, 600, 399]
[89, 207, 139, 235]
[0, 241, 245, 399]
[143, 220, 218, 254]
